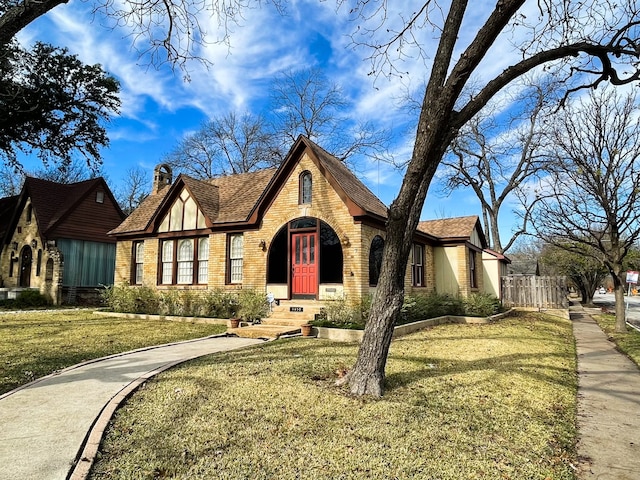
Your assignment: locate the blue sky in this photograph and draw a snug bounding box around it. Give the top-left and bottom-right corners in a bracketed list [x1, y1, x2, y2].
[17, 1, 525, 242]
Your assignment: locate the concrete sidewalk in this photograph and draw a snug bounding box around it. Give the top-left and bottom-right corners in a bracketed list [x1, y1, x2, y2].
[572, 305, 640, 479]
[0, 335, 264, 480]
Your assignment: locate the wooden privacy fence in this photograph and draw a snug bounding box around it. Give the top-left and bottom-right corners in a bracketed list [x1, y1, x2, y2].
[501, 275, 568, 309]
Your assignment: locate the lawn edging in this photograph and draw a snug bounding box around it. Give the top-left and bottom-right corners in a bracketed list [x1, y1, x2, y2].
[315, 309, 514, 342]
[94, 311, 228, 325]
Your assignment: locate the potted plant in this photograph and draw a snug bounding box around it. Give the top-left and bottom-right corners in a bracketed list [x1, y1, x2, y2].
[300, 324, 313, 337]
[229, 318, 241, 328]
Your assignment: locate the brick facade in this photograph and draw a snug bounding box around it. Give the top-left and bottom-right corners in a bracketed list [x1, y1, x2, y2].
[112, 138, 495, 305]
[0, 200, 64, 304]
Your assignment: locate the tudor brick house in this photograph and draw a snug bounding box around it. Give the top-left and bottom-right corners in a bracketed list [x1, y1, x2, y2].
[0, 177, 125, 304]
[109, 136, 508, 310]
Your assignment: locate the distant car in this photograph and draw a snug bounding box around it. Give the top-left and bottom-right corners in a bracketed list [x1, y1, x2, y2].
[599, 287, 606, 294]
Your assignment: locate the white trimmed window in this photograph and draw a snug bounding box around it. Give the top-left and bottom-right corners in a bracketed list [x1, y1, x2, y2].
[161, 241, 174, 284]
[160, 236, 209, 285]
[177, 239, 194, 284]
[133, 241, 144, 284]
[198, 237, 209, 284]
[228, 234, 243, 284]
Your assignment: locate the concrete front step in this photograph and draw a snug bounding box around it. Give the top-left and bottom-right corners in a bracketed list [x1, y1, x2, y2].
[227, 324, 301, 339]
[261, 317, 311, 327]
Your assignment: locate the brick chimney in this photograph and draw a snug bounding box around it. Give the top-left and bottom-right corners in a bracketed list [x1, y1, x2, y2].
[153, 164, 172, 193]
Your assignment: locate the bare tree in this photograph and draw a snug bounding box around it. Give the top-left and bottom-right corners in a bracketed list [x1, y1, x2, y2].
[166, 69, 392, 178]
[0, 163, 22, 197]
[163, 112, 278, 179]
[339, 0, 640, 396]
[438, 80, 553, 253]
[270, 68, 391, 165]
[29, 158, 102, 184]
[115, 166, 151, 215]
[539, 240, 608, 306]
[529, 88, 640, 332]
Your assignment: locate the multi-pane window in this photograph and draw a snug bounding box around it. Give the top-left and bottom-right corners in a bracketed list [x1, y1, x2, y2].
[299, 171, 312, 204]
[469, 249, 477, 289]
[133, 241, 144, 284]
[159, 237, 209, 285]
[177, 239, 194, 284]
[229, 234, 244, 284]
[411, 243, 424, 287]
[198, 237, 209, 284]
[162, 241, 174, 284]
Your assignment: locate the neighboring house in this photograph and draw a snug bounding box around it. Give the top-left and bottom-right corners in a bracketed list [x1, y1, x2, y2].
[109, 136, 506, 305]
[0, 177, 126, 304]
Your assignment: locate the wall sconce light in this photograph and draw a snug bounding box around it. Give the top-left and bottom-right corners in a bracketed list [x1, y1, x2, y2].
[258, 239, 267, 251]
[11, 242, 17, 251]
[31, 239, 37, 249]
[341, 236, 350, 247]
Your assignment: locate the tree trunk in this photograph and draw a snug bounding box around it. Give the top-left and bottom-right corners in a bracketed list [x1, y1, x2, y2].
[346, 129, 452, 396]
[611, 271, 627, 333]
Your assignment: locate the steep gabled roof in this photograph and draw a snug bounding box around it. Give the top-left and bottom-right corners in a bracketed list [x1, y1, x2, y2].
[27, 177, 101, 233]
[0, 176, 124, 245]
[110, 136, 389, 237]
[109, 169, 278, 235]
[417, 215, 487, 247]
[109, 184, 171, 235]
[302, 137, 388, 219]
[0, 195, 19, 242]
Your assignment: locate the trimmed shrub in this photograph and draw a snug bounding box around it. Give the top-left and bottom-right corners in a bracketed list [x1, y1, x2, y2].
[403, 292, 465, 323]
[312, 295, 371, 330]
[463, 293, 502, 317]
[237, 288, 269, 322]
[14, 290, 50, 308]
[202, 289, 237, 318]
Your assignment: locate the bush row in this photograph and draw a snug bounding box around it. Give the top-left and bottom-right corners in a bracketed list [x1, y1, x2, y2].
[313, 292, 503, 330]
[0, 289, 51, 309]
[99, 284, 269, 321]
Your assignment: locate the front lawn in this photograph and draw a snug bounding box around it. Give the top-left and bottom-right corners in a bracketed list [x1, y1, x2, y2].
[0, 310, 226, 395]
[90, 311, 577, 480]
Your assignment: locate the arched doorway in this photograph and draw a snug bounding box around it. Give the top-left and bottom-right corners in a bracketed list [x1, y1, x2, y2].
[19, 245, 32, 287]
[267, 217, 343, 299]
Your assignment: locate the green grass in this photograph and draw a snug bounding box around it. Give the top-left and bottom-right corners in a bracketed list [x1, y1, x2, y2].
[90, 311, 577, 480]
[593, 313, 640, 366]
[0, 310, 226, 395]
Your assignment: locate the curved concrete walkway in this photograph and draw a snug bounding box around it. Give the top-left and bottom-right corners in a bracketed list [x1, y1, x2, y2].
[572, 304, 640, 479]
[0, 335, 264, 480]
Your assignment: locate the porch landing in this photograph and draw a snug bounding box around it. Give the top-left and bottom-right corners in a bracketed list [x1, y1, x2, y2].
[227, 300, 323, 339]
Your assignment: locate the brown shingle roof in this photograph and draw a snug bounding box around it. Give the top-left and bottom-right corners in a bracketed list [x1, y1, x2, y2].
[208, 169, 276, 223]
[108, 184, 170, 235]
[417, 215, 480, 240]
[25, 177, 109, 234]
[109, 137, 387, 236]
[109, 169, 277, 235]
[0, 195, 18, 242]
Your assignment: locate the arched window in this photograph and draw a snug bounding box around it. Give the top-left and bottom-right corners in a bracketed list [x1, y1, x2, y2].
[177, 239, 194, 284]
[45, 258, 54, 281]
[369, 236, 384, 286]
[299, 171, 312, 204]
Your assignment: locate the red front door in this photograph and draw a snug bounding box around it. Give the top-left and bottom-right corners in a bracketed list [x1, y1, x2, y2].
[291, 232, 317, 297]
